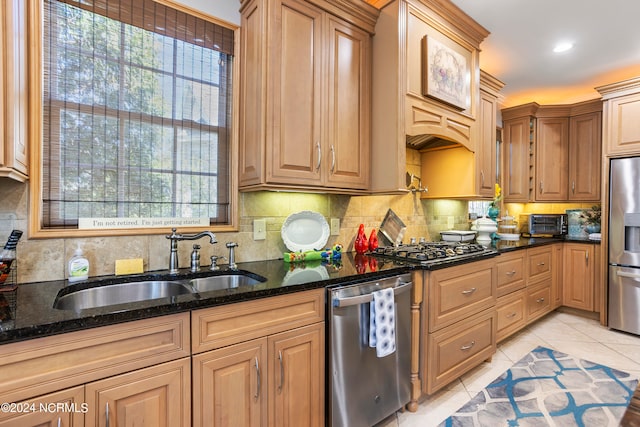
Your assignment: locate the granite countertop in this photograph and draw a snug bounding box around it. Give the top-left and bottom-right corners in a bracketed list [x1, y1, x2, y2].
[0, 253, 412, 345]
[492, 236, 600, 252]
[0, 235, 601, 346]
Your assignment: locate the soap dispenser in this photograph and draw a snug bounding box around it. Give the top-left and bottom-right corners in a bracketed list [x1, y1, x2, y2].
[68, 247, 89, 282]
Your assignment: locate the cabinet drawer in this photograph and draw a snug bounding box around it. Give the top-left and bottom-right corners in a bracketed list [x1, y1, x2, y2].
[527, 282, 552, 323]
[496, 252, 525, 297]
[496, 290, 526, 342]
[192, 289, 324, 353]
[428, 258, 496, 332]
[0, 312, 190, 404]
[527, 246, 552, 284]
[425, 308, 496, 394]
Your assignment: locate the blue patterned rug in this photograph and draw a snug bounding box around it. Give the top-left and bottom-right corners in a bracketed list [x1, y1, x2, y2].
[439, 346, 638, 427]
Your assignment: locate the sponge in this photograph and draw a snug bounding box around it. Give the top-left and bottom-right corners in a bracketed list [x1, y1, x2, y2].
[115, 258, 144, 275]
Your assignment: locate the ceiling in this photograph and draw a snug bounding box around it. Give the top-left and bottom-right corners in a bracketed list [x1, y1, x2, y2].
[449, 0, 640, 108]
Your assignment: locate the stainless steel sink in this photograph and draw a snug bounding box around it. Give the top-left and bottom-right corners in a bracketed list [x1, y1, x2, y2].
[187, 274, 264, 293]
[53, 280, 193, 311]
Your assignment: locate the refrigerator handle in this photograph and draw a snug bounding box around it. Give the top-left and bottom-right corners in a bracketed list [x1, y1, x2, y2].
[617, 271, 640, 281]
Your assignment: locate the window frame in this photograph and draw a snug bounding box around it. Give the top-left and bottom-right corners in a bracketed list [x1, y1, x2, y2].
[27, 0, 240, 238]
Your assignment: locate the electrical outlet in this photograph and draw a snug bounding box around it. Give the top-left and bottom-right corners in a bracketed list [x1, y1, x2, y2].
[447, 216, 455, 229]
[330, 218, 340, 236]
[253, 219, 266, 240]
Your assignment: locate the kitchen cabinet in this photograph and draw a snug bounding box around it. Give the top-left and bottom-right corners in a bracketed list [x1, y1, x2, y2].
[477, 71, 504, 198]
[502, 101, 602, 202]
[597, 77, 640, 156]
[535, 116, 569, 201]
[85, 358, 191, 427]
[563, 243, 597, 311]
[495, 250, 526, 342]
[191, 289, 325, 427]
[0, 386, 85, 426]
[369, 0, 488, 194]
[502, 113, 534, 202]
[525, 245, 553, 323]
[0, 0, 29, 182]
[422, 258, 497, 394]
[238, 0, 377, 192]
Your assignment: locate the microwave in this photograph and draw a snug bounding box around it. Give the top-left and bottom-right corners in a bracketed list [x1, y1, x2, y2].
[519, 214, 567, 237]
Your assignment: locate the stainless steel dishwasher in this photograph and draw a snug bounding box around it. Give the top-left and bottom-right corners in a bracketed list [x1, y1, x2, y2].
[328, 273, 412, 427]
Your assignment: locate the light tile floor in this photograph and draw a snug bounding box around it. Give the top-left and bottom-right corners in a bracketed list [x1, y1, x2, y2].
[377, 310, 640, 427]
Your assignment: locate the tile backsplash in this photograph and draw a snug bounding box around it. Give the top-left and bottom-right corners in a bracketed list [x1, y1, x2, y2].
[0, 179, 471, 284]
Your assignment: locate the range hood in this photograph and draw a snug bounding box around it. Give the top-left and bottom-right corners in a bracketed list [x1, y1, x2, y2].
[405, 134, 463, 151]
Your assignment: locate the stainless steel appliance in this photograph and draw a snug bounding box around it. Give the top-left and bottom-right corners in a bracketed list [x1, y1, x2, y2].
[519, 213, 568, 237]
[328, 274, 412, 427]
[369, 241, 497, 268]
[608, 156, 640, 334]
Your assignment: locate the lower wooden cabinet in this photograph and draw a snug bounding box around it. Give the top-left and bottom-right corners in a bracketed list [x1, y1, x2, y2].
[192, 323, 324, 427]
[0, 386, 85, 427]
[85, 358, 191, 427]
[563, 243, 597, 311]
[527, 281, 552, 323]
[426, 309, 496, 394]
[192, 290, 325, 427]
[496, 289, 526, 342]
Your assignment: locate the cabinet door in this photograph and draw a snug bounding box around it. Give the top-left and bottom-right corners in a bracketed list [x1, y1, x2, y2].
[193, 339, 267, 427]
[552, 243, 563, 309]
[477, 89, 497, 197]
[502, 116, 531, 202]
[0, 0, 28, 181]
[568, 112, 601, 201]
[563, 243, 595, 311]
[268, 323, 324, 427]
[85, 358, 190, 427]
[325, 15, 370, 189]
[603, 91, 640, 156]
[0, 386, 85, 427]
[267, 0, 323, 185]
[535, 117, 569, 201]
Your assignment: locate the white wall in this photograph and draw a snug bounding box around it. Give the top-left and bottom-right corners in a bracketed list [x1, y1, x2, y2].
[175, 0, 241, 25]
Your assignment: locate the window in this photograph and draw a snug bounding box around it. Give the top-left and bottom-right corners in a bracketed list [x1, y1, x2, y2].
[34, 0, 236, 234]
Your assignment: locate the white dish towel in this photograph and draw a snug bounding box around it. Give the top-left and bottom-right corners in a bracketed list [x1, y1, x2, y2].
[369, 288, 396, 357]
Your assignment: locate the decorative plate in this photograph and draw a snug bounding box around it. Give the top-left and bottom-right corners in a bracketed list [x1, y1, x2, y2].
[281, 211, 330, 252]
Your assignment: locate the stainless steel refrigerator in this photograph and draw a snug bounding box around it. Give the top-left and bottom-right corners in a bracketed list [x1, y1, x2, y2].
[608, 156, 640, 334]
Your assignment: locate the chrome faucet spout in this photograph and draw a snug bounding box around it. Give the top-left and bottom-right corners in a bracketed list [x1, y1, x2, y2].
[166, 228, 217, 273]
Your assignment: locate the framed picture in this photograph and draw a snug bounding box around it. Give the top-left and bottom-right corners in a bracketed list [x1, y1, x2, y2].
[422, 35, 471, 110]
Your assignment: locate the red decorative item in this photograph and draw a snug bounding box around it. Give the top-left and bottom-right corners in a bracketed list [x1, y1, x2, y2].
[354, 224, 368, 254]
[368, 229, 378, 251]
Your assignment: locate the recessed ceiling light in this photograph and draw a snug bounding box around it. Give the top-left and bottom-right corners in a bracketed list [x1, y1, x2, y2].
[553, 42, 574, 53]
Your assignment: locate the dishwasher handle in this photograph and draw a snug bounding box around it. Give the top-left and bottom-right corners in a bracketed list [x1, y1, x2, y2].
[332, 281, 412, 308]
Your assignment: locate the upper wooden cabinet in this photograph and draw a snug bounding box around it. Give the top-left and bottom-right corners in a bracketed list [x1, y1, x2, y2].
[238, 0, 378, 193]
[0, 0, 29, 182]
[597, 77, 640, 156]
[502, 100, 602, 203]
[369, 0, 489, 194]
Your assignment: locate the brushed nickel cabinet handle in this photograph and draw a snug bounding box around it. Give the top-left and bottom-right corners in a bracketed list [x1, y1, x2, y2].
[330, 145, 335, 172]
[506, 270, 516, 276]
[480, 170, 485, 187]
[57, 417, 62, 427]
[254, 356, 261, 399]
[460, 341, 476, 351]
[536, 297, 545, 304]
[105, 402, 110, 427]
[540, 181, 544, 193]
[461, 287, 477, 295]
[506, 312, 517, 319]
[572, 181, 576, 193]
[537, 262, 545, 266]
[316, 142, 321, 170]
[586, 250, 589, 265]
[278, 350, 284, 393]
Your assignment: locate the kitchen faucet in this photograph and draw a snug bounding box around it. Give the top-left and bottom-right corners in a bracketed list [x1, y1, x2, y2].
[166, 228, 217, 273]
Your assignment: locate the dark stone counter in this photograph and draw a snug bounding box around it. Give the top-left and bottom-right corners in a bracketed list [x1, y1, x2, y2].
[0, 235, 601, 346]
[0, 253, 411, 345]
[492, 236, 600, 253]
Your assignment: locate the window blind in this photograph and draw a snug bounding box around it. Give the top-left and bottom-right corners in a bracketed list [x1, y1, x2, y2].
[42, 0, 234, 228]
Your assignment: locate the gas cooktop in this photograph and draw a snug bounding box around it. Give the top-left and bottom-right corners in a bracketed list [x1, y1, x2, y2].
[369, 241, 498, 267]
